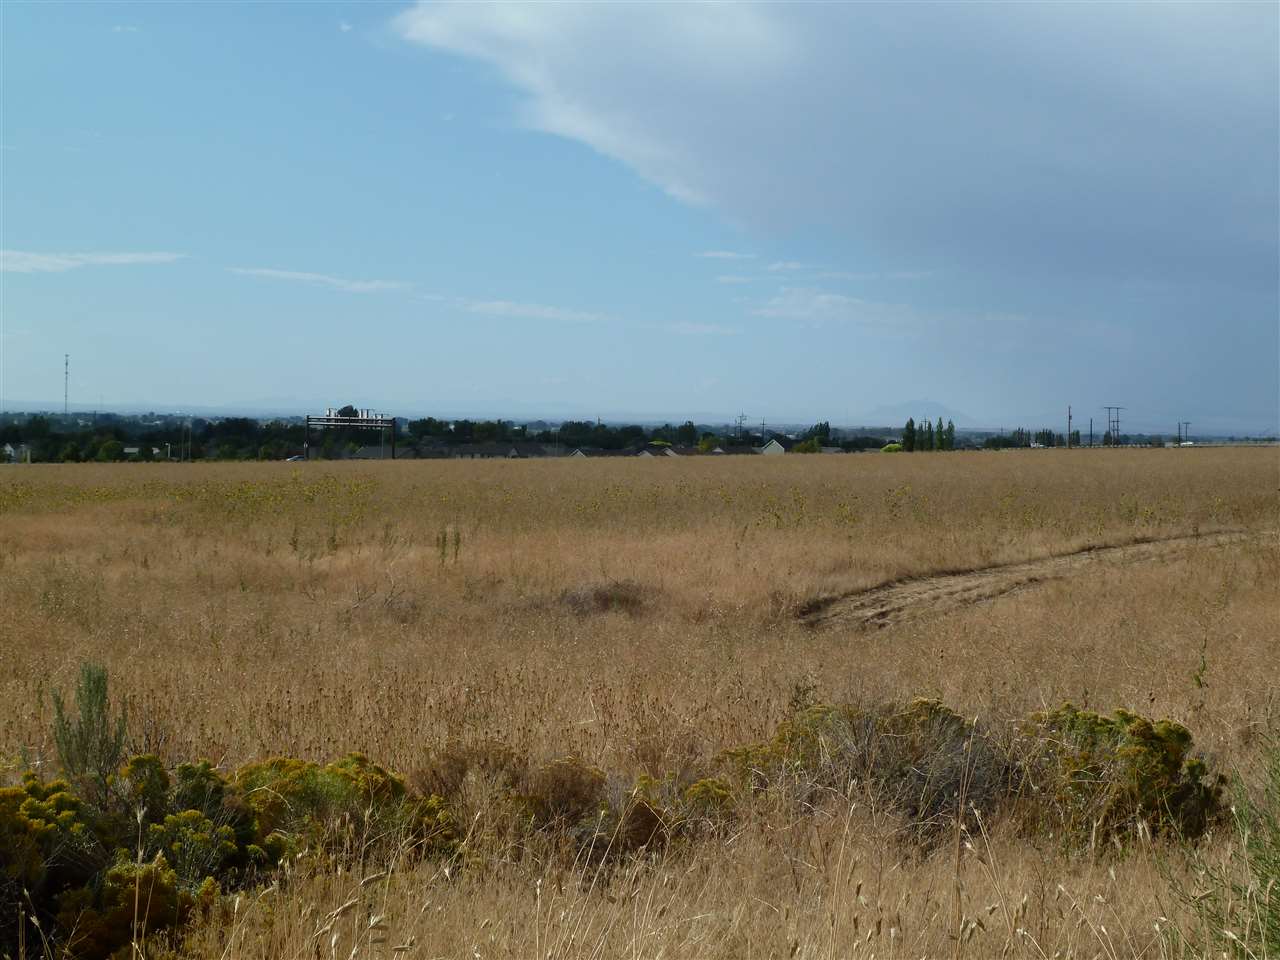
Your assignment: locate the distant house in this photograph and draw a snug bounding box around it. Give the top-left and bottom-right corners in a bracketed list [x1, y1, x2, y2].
[756, 437, 794, 455]
[506, 442, 549, 459]
[637, 445, 679, 458]
[713, 444, 757, 455]
[1, 442, 28, 463]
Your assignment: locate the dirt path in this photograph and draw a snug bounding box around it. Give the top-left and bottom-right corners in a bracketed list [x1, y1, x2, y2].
[799, 530, 1255, 631]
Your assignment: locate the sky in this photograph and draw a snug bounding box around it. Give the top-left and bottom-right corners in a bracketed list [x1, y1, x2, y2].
[2, 2, 1277, 432]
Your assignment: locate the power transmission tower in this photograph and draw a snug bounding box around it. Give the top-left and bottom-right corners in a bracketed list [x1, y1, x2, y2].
[735, 412, 748, 442]
[1180, 421, 1191, 445]
[1103, 406, 1124, 446]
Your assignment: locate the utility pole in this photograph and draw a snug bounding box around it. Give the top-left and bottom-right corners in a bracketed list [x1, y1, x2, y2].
[1089, 418, 1094, 448]
[64, 354, 69, 416]
[1181, 421, 1191, 445]
[1067, 405, 1072, 449]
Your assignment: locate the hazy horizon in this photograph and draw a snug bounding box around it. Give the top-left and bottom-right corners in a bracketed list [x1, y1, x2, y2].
[3, 3, 1277, 433]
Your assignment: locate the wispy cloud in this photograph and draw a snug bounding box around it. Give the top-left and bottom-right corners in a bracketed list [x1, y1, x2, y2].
[339, 21, 353, 33]
[715, 275, 751, 285]
[229, 267, 409, 294]
[767, 260, 811, 272]
[696, 250, 756, 260]
[753, 287, 910, 327]
[463, 299, 608, 323]
[817, 269, 933, 282]
[663, 321, 741, 336]
[112, 25, 139, 34]
[1, 250, 185, 273]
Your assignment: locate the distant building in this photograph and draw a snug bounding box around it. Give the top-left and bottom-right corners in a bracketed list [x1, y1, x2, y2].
[756, 437, 794, 455]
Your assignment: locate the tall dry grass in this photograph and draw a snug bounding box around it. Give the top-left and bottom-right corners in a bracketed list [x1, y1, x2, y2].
[1, 447, 1276, 957]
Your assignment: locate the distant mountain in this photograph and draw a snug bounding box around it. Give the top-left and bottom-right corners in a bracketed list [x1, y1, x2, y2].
[859, 400, 976, 427]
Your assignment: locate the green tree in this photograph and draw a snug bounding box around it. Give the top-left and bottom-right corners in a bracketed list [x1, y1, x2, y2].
[923, 419, 934, 451]
[806, 421, 831, 443]
[336, 404, 359, 418]
[794, 437, 822, 453]
[935, 418, 944, 451]
[903, 418, 916, 452]
[945, 419, 956, 451]
[96, 440, 124, 462]
[676, 421, 699, 445]
[60, 442, 81, 463]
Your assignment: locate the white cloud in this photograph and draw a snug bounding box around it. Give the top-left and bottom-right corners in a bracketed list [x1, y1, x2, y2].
[339, 21, 354, 33]
[767, 261, 811, 272]
[463, 299, 608, 323]
[393, 3, 1276, 290]
[395, 3, 796, 207]
[229, 267, 409, 294]
[715, 275, 751, 285]
[696, 250, 756, 260]
[1, 250, 185, 273]
[663, 322, 741, 336]
[112, 25, 139, 34]
[753, 287, 910, 327]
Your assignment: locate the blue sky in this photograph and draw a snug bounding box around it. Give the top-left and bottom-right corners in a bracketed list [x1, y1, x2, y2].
[2, 2, 1276, 431]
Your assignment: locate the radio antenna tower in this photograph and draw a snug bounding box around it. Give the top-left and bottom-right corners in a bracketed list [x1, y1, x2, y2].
[64, 354, 69, 416]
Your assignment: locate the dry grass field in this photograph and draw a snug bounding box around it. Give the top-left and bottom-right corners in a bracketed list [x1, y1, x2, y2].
[1, 447, 1277, 959]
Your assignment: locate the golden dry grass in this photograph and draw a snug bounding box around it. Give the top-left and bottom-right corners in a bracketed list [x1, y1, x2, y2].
[1, 447, 1276, 958]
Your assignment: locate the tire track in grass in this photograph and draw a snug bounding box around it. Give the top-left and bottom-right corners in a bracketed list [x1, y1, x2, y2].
[798, 530, 1256, 631]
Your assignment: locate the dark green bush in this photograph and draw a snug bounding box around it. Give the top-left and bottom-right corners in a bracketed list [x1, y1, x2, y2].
[1028, 703, 1223, 841]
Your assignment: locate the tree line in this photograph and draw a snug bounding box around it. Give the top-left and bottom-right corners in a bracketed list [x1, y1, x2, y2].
[900, 417, 957, 451]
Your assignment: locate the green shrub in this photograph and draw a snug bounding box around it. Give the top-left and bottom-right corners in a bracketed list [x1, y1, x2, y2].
[147, 810, 238, 890]
[119, 754, 170, 823]
[1029, 703, 1223, 841]
[683, 777, 735, 820]
[1, 774, 104, 951]
[52, 662, 128, 809]
[54, 853, 212, 960]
